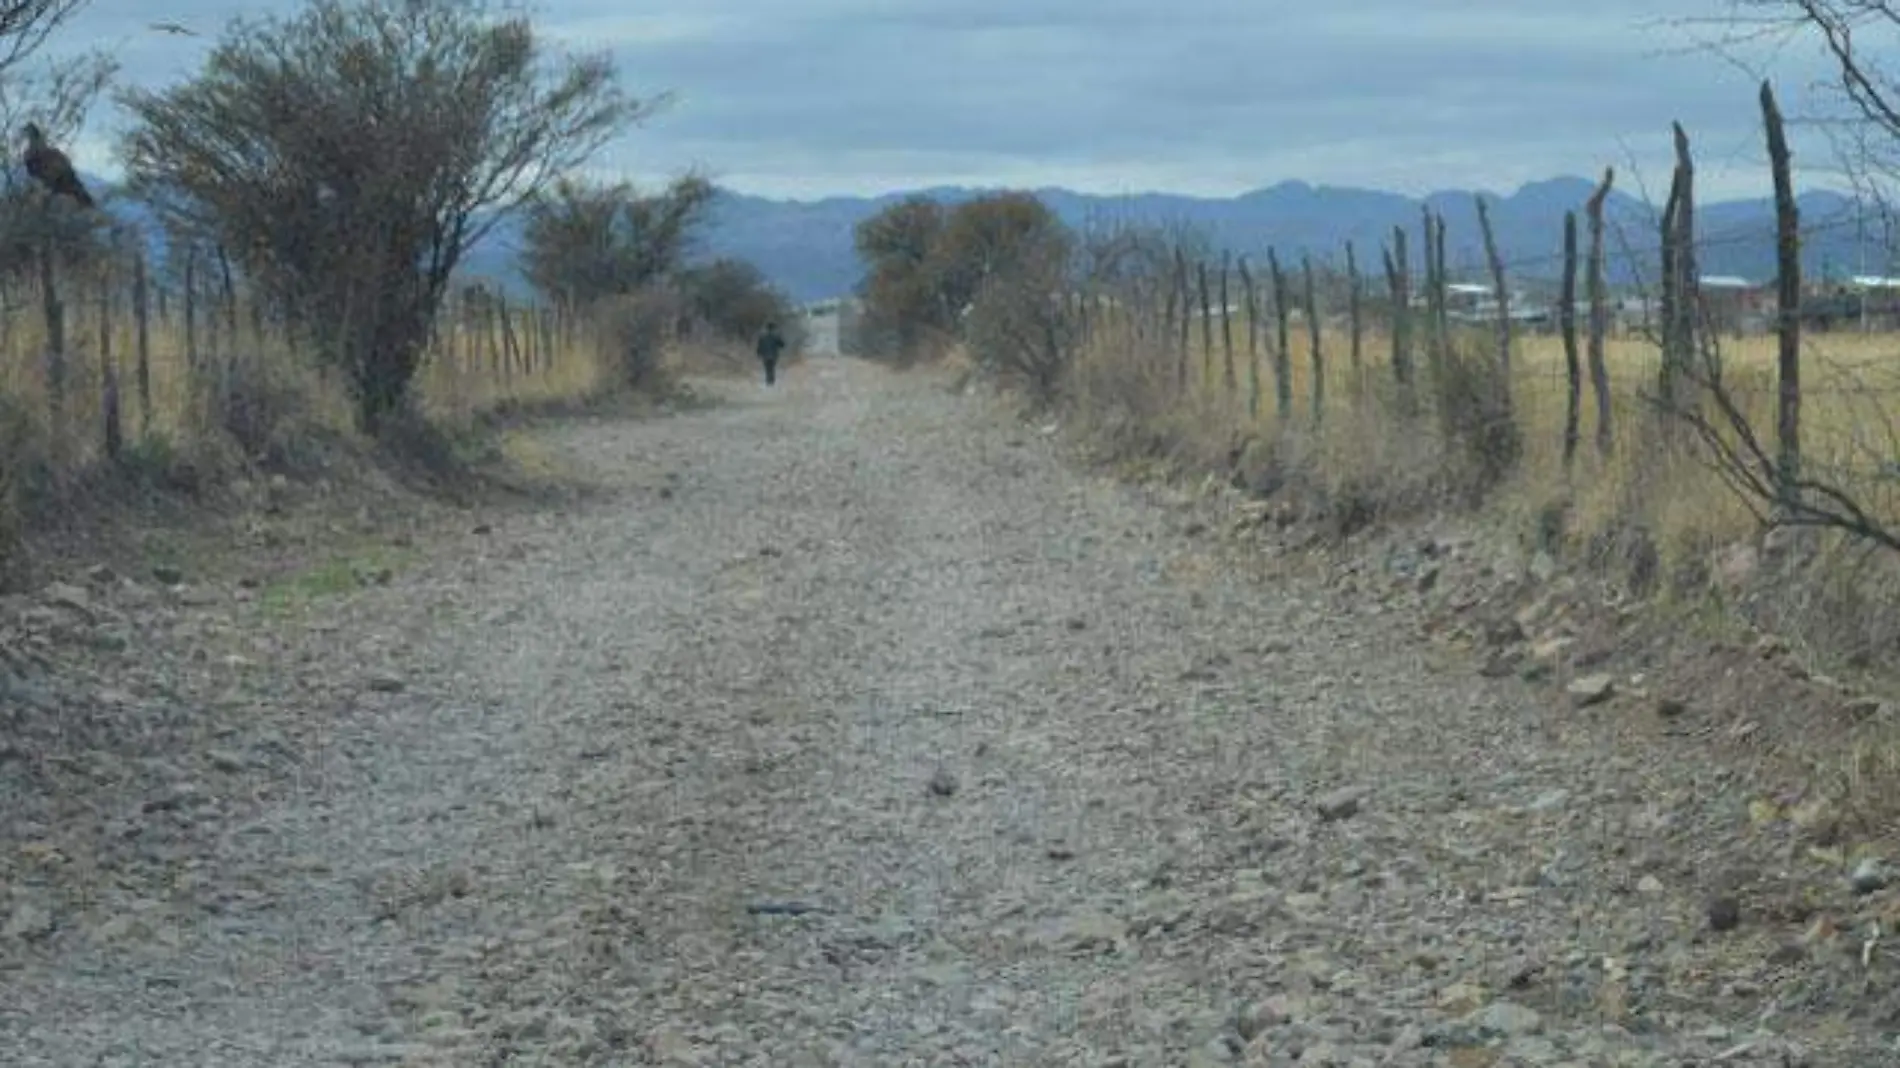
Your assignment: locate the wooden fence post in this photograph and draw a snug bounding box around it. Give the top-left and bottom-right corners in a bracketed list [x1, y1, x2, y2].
[1586, 168, 1615, 456]
[1267, 248, 1292, 421]
[1433, 212, 1456, 434]
[1658, 125, 1701, 416]
[1302, 254, 1322, 424]
[1163, 248, 1180, 394]
[497, 296, 522, 377]
[39, 245, 67, 467]
[183, 248, 200, 372]
[1384, 226, 1415, 413]
[1762, 81, 1802, 513]
[1673, 123, 1701, 386]
[484, 296, 501, 376]
[133, 251, 152, 437]
[1345, 241, 1364, 395]
[1420, 208, 1444, 395]
[1431, 212, 1451, 373]
[1219, 252, 1236, 393]
[522, 304, 538, 374]
[1476, 197, 1511, 379]
[1560, 211, 1582, 471]
[1172, 247, 1190, 396]
[99, 268, 121, 461]
[1196, 259, 1213, 390]
[1658, 163, 1681, 418]
[1238, 256, 1261, 418]
[1476, 195, 1515, 424]
[1420, 208, 1438, 376]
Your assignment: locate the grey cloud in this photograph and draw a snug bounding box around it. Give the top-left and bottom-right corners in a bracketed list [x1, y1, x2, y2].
[30, 0, 1863, 200]
[583, 0, 1833, 196]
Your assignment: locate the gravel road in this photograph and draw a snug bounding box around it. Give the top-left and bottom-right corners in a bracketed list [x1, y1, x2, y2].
[5, 358, 1898, 1066]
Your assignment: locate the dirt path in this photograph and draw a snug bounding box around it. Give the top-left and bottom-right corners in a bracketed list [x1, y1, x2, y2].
[5, 357, 1897, 1066]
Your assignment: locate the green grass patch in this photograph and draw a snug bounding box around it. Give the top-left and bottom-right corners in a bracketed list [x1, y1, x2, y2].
[256, 545, 417, 616]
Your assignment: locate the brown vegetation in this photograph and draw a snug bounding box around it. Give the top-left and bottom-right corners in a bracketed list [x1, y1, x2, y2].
[0, 0, 792, 591]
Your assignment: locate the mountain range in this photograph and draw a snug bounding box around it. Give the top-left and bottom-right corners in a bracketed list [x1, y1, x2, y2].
[51, 170, 1899, 305]
[661, 177, 1896, 304]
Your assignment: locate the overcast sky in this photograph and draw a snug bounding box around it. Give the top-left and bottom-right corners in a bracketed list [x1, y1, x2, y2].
[38, 0, 1873, 202]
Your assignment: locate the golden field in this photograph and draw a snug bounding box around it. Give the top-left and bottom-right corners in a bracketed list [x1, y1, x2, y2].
[1069, 309, 1900, 560]
[0, 273, 612, 478]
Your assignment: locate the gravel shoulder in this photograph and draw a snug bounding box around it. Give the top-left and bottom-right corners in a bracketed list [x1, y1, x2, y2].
[4, 357, 1898, 1067]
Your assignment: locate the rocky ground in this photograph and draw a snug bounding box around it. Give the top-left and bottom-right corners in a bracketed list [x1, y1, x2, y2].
[3, 356, 1899, 1066]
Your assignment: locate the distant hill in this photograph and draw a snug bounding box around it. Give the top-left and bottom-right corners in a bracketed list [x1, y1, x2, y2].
[51, 169, 1896, 305]
[662, 178, 1892, 304]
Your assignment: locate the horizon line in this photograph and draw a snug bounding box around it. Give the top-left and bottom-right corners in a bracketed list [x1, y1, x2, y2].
[42, 164, 1866, 213]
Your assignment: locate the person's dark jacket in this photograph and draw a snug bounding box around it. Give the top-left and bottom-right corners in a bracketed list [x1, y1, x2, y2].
[756, 329, 786, 361]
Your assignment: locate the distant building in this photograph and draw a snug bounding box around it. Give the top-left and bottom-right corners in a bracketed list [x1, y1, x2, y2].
[1697, 275, 1773, 336]
[1838, 275, 1900, 331]
[1612, 296, 1657, 337]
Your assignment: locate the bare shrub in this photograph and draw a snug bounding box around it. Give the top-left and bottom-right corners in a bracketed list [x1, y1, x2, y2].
[0, 0, 85, 78]
[0, 389, 37, 588]
[194, 354, 319, 467]
[1434, 331, 1524, 503]
[118, 0, 643, 435]
[853, 196, 951, 361]
[1066, 323, 1179, 450]
[676, 258, 801, 349]
[850, 191, 1077, 368]
[599, 287, 681, 389]
[963, 261, 1078, 405]
[520, 173, 711, 313]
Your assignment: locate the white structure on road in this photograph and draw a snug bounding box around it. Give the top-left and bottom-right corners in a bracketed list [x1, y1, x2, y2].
[801, 300, 845, 356]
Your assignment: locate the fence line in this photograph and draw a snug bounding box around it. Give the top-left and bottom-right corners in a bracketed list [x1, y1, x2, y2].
[1048, 83, 1900, 532]
[1033, 104, 1900, 560]
[0, 247, 592, 474]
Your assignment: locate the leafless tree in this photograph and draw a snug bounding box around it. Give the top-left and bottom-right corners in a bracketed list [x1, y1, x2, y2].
[0, 0, 84, 79]
[0, 45, 111, 156]
[1662, 8, 1900, 553]
[1668, 76, 1900, 556]
[1711, 3, 1900, 226]
[959, 210, 1076, 404]
[520, 174, 715, 312]
[118, 0, 646, 433]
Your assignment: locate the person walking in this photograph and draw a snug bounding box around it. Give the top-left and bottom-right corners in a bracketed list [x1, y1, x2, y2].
[756, 321, 787, 386]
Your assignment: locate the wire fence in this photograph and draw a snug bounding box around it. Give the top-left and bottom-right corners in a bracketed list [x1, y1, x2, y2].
[1053, 156, 1900, 539]
[0, 246, 596, 478]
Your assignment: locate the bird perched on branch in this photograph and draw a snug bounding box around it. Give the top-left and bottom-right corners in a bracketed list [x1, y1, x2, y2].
[21, 123, 95, 209]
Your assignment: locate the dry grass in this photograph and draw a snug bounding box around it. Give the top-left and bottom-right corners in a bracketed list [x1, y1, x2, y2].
[0, 274, 613, 480]
[0, 267, 641, 592]
[1072, 311, 1900, 555]
[1068, 310, 1900, 808]
[1068, 311, 1900, 669]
